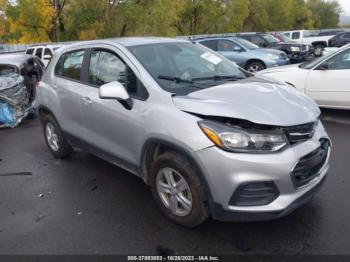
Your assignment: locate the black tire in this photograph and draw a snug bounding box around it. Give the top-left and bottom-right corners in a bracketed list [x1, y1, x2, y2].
[42, 114, 73, 159]
[313, 45, 324, 57]
[149, 151, 209, 227]
[246, 61, 266, 72]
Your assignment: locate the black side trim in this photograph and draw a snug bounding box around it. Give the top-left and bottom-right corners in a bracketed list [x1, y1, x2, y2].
[63, 131, 140, 176]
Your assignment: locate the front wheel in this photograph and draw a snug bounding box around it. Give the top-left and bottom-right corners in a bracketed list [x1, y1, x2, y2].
[149, 152, 209, 227]
[246, 61, 266, 72]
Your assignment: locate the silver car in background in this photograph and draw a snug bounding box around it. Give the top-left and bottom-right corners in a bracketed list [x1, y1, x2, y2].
[38, 38, 331, 227]
[193, 36, 290, 72]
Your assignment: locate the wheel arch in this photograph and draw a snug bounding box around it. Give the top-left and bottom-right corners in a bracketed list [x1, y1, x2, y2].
[139, 138, 213, 203]
[312, 41, 327, 47]
[244, 59, 266, 70]
[37, 105, 58, 123]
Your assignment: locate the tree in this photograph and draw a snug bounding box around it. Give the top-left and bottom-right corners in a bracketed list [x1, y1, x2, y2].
[6, 0, 55, 43]
[307, 0, 342, 29]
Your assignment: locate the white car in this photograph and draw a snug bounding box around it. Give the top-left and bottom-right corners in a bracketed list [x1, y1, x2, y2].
[261, 44, 350, 110]
[26, 45, 63, 67]
[283, 30, 336, 56]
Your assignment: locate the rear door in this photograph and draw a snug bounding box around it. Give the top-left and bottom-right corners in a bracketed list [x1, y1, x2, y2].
[53, 49, 87, 143]
[306, 48, 350, 108]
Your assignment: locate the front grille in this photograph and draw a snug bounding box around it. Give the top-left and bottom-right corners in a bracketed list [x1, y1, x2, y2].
[291, 139, 330, 188]
[301, 45, 308, 51]
[284, 122, 316, 144]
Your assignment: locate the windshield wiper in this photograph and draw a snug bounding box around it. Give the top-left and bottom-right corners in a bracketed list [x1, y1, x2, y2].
[157, 75, 207, 89]
[192, 75, 246, 81]
[158, 75, 194, 84]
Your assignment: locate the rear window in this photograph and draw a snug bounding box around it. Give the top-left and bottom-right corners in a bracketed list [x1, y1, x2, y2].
[55, 50, 85, 81]
[26, 48, 35, 55]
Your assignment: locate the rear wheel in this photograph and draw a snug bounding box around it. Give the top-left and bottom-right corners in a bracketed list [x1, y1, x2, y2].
[150, 152, 209, 227]
[246, 61, 266, 72]
[42, 114, 73, 159]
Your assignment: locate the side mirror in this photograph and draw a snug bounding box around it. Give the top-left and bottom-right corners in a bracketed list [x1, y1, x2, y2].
[99, 81, 133, 110]
[233, 46, 242, 52]
[43, 54, 52, 60]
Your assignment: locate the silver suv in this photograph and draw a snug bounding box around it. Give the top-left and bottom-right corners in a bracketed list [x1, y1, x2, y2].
[38, 38, 331, 227]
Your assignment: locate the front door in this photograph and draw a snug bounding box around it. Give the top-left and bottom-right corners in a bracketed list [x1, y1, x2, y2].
[80, 48, 149, 170]
[217, 39, 245, 67]
[306, 48, 350, 109]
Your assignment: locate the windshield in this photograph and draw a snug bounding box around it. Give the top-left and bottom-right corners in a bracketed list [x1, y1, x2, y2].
[0, 64, 19, 78]
[262, 34, 280, 44]
[128, 42, 247, 95]
[299, 50, 337, 69]
[234, 38, 259, 50]
[279, 34, 292, 42]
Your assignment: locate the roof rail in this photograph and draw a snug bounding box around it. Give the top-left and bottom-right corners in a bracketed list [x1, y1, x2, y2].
[177, 33, 239, 41]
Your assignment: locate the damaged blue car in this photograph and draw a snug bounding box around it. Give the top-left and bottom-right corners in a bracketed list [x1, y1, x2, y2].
[0, 54, 44, 128]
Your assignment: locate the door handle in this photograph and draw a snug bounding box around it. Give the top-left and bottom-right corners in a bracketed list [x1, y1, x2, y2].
[82, 96, 93, 104]
[52, 83, 58, 89]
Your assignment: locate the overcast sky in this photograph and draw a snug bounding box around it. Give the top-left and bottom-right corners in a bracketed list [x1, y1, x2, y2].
[338, 0, 350, 15]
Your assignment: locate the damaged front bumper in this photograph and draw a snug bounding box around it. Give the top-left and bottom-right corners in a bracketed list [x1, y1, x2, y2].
[0, 76, 35, 128]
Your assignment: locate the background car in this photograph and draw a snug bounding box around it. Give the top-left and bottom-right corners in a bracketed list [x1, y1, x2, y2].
[282, 30, 337, 56]
[0, 54, 44, 127]
[26, 44, 64, 67]
[329, 31, 350, 47]
[261, 44, 350, 109]
[193, 36, 289, 72]
[238, 32, 311, 63]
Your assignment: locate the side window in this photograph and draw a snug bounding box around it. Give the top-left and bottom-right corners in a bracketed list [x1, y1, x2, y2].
[35, 48, 43, 59]
[292, 32, 300, 40]
[218, 40, 240, 52]
[343, 33, 350, 39]
[325, 49, 350, 70]
[199, 40, 218, 51]
[55, 50, 85, 81]
[89, 49, 147, 99]
[283, 33, 290, 38]
[26, 48, 34, 55]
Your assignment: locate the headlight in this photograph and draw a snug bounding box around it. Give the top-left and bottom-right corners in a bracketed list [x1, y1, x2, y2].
[290, 46, 300, 52]
[267, 54, 280, 61]
[199, 120, 288, 153]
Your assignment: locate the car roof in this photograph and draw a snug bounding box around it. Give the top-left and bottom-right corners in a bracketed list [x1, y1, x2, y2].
[0, 54, 35, 67]
[59, 37, 189, 51]
[193, 36, 240, 41]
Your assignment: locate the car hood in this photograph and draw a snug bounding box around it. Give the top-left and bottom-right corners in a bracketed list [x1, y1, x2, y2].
[173, 77, 320, 127]
[250, 48, 285, 56]
[261, 63, 303, 74]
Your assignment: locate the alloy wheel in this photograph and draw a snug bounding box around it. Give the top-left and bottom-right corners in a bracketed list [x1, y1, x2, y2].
[45, 122, 59, 151]
[156, 167, 193, 216]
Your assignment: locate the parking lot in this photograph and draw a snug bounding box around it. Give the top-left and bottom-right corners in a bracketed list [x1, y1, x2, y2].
[0, 109, 349, 255]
